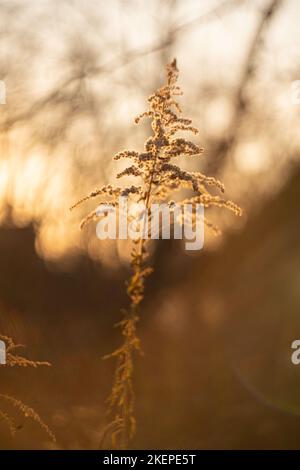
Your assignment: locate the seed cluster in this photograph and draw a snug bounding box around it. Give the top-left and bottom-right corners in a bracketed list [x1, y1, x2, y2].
[72, 59, 242, 449]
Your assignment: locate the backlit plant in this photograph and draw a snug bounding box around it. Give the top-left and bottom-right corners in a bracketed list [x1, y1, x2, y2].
[71, 59, 242, 449]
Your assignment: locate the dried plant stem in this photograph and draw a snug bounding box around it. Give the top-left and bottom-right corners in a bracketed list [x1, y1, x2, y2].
[0, 394, 56, 443]
[0, 334, 56, 443]
[72, 59, 242, 449]
[105, 239, 148, 449]
[104, 141, 162, 448]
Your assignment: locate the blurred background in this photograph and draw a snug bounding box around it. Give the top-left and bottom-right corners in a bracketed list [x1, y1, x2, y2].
[1, 0, 300, 449]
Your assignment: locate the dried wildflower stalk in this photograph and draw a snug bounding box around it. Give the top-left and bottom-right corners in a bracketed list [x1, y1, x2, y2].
[72, 60, 242, 449]
[0, 334, 56, 443]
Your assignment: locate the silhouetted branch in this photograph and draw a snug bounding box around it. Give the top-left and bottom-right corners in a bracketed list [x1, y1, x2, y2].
[207, 0, 284, 175]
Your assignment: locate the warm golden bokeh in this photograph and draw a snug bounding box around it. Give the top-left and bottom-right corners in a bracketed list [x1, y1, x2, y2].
[1, 0, 300, 450]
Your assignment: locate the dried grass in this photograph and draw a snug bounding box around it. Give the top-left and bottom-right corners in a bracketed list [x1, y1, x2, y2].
[0, 334, 56, 443]
[72, 59, 242, 448]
